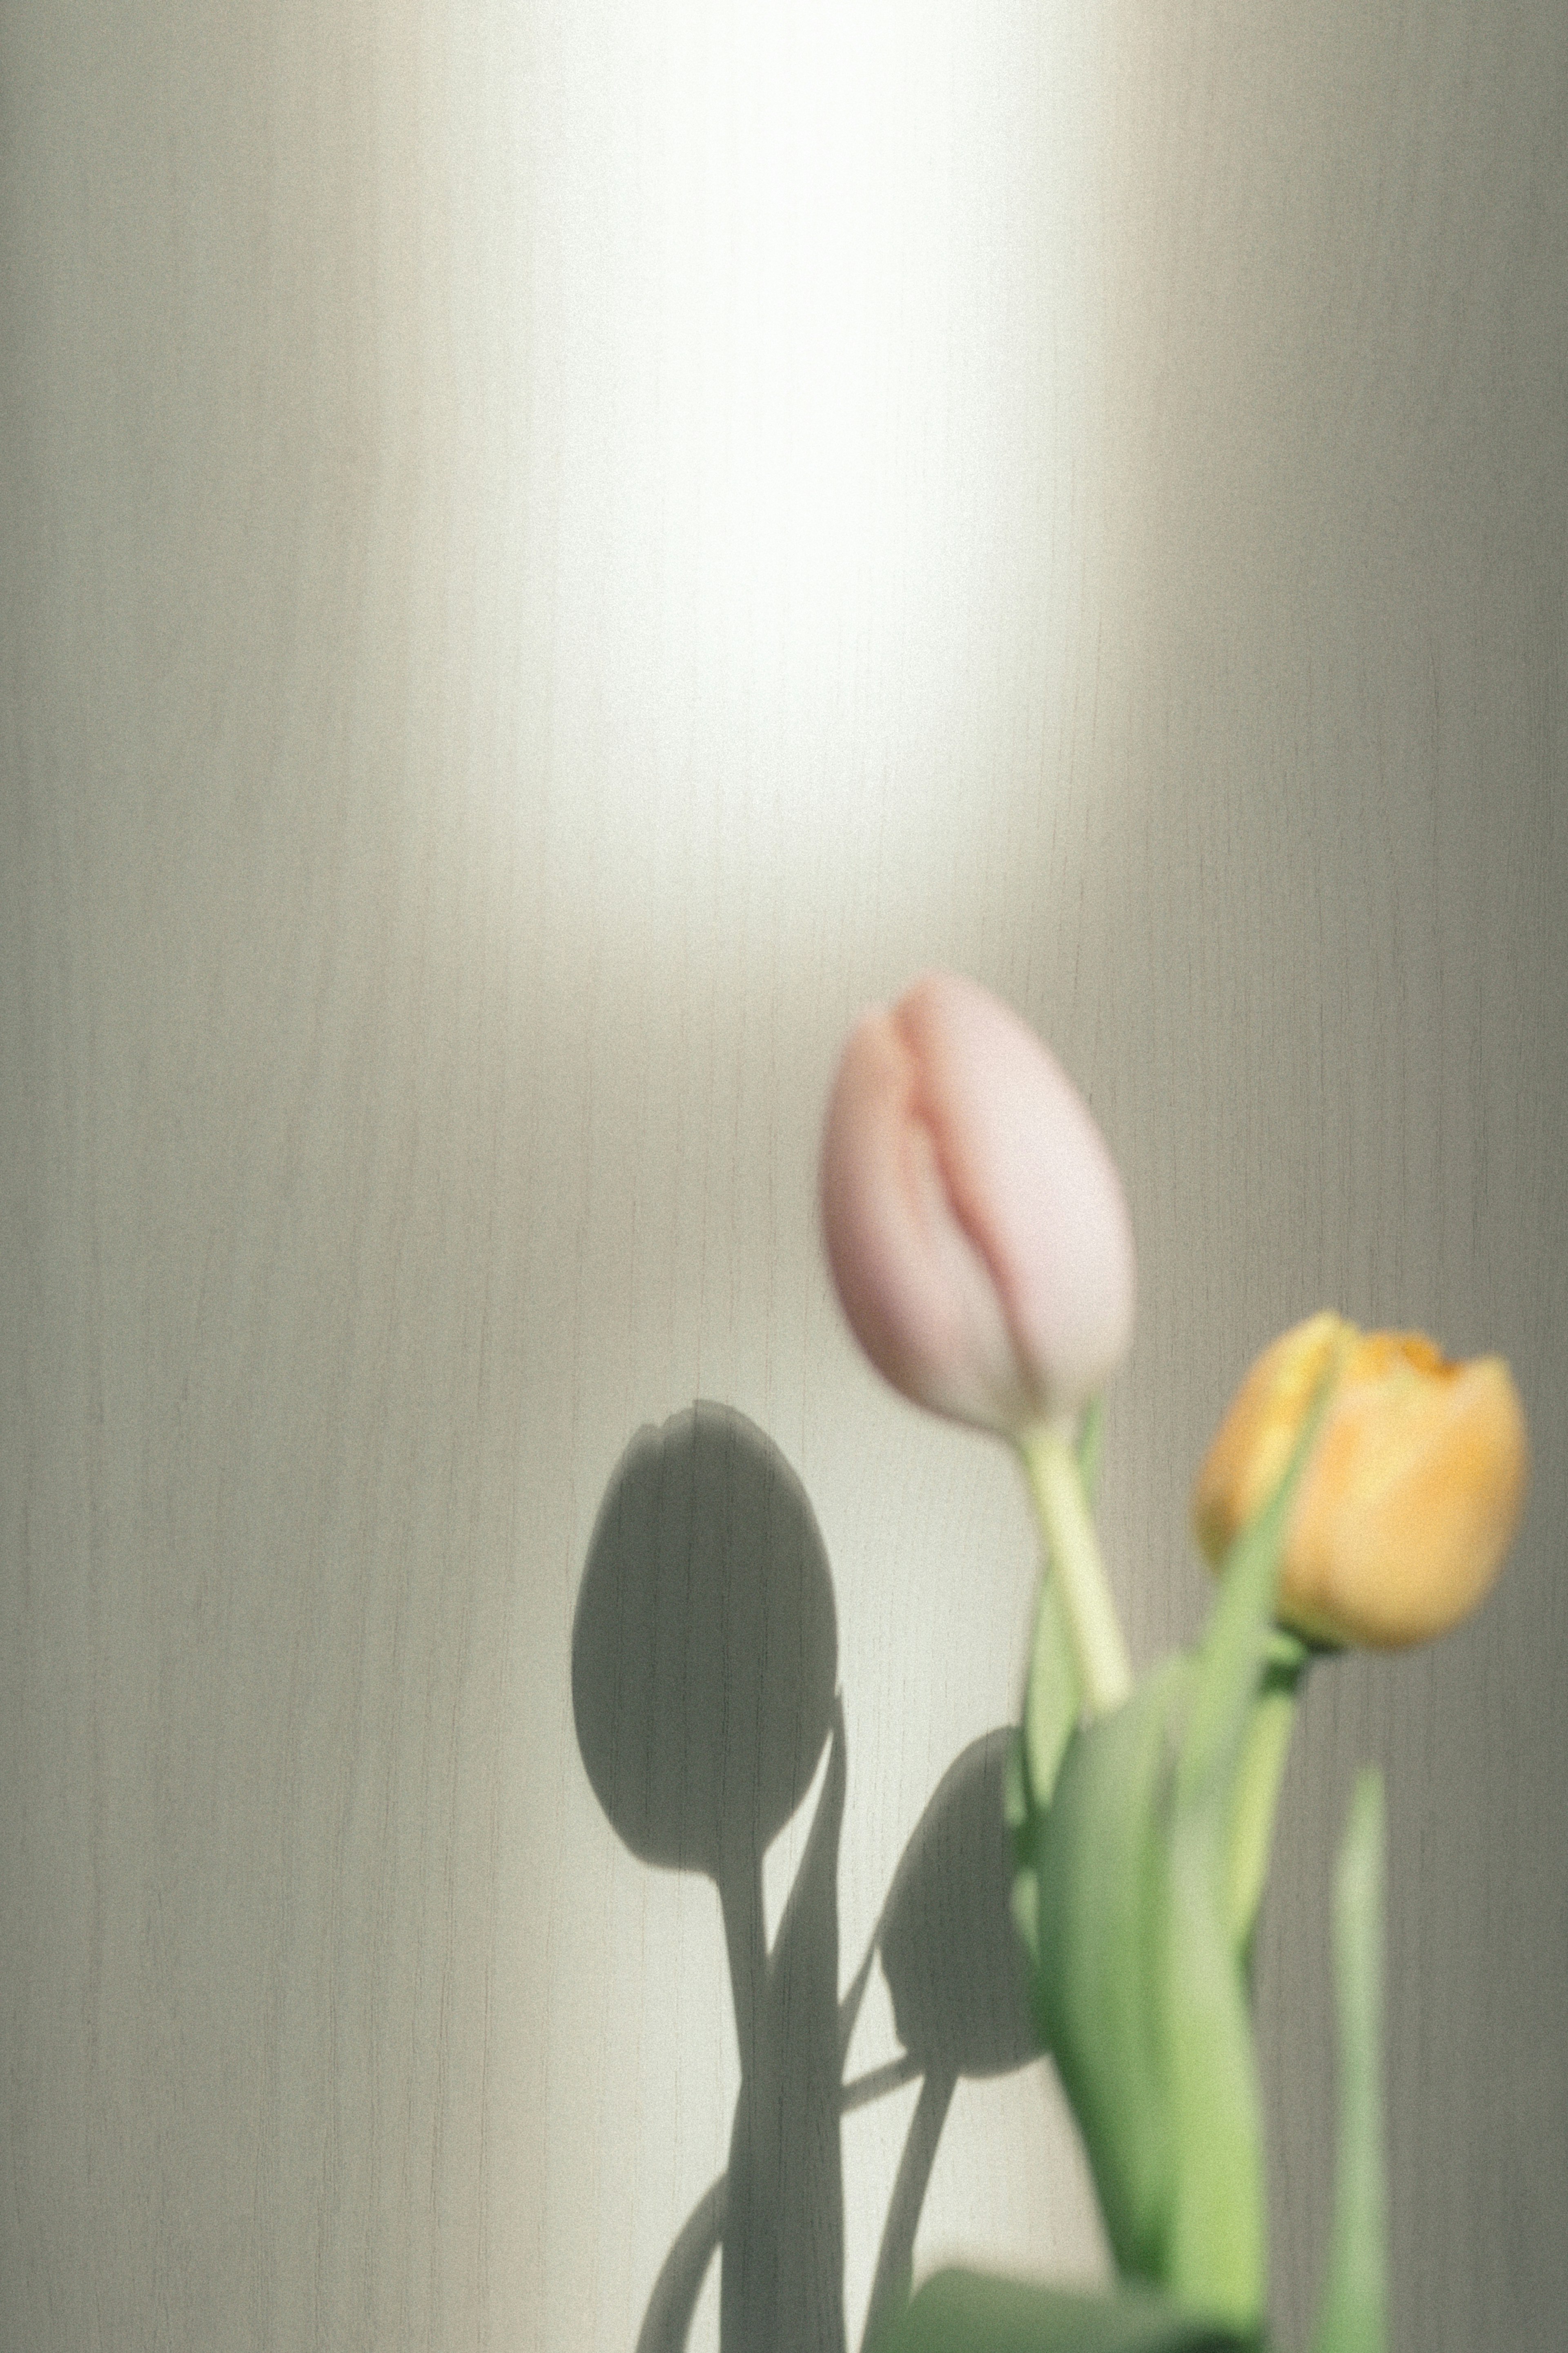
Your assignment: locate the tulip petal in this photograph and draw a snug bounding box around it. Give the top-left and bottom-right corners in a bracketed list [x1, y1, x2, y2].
[1288, 1352, 1526, 1648]
[821, 975, 1135, 1435]
[822, 1004, 1029, 1430]
[1194, 1317, 1528, 1650]
[896, 975, 1136, 1419]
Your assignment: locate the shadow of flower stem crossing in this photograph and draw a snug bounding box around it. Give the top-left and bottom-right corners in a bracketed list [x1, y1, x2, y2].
[574, 1405, 1038, 2353]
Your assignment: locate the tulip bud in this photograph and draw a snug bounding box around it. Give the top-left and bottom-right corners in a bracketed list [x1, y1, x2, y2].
[1193, 1311, 1528, 1648]
[820, 972, 1135, 1437]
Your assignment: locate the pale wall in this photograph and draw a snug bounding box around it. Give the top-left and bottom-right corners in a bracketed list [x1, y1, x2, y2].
[3, 2, 1565, 2348]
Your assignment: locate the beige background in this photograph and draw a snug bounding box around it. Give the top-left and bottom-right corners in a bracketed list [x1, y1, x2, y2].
[3, 1, 1565, 2347]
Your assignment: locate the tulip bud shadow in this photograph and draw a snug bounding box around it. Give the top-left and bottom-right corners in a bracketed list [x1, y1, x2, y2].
[572, 1403, 844, 2352]
[859, 1728, 1039, 2353]
[629, 1721, 1037, 2353]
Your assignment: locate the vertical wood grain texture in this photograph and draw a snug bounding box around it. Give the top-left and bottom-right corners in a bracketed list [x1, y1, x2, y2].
[2, 2, 1564, 2349]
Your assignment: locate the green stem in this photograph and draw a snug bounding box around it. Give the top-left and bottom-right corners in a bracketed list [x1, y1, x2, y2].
[1226, 1631, 1312, 1956]
[1021, 1568, 1080, 1814]
[1017, 1417, 1132, 1717]
[1309, 1771, 1388, 2353]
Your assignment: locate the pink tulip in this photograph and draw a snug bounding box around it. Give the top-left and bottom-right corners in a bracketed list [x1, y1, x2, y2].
[820, 973, 1136, 1437]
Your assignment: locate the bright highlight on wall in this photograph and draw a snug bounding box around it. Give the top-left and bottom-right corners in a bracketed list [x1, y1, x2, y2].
[522, 0, 1105, 940]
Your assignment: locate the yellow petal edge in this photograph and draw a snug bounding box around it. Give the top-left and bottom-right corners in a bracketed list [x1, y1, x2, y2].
[1193, 1312, 1528, 1649]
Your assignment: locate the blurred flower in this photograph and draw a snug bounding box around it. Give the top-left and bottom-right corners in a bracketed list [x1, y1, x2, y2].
[820, 972, 1135, 1437]
[1193, 1311, 1528, 1648]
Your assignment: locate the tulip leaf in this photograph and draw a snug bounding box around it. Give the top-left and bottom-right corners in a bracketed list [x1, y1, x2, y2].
[869, 2267, 1258, 2353]
[1307, 1771, 1388, 2353]
[1159, 1809, 1264, 2326]
[1013, 1381, 1334, 2330]
[1160, 1378, 1336, 2327]
[1030, 1655, 1193, 2283]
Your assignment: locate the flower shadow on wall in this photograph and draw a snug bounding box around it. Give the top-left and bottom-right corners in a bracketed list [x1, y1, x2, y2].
[572, 1403, 1038, 2353]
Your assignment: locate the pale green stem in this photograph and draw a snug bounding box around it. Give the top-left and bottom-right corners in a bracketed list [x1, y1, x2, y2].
[1310, 1771, 1388, 2353]
[1020, 1566, 1079, 1814]
[1225, 1666, 1303, 1954]
[1016, 1417, 1132, 1717]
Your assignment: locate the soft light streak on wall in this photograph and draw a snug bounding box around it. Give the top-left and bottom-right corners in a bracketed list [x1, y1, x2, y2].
[520, 0, 1105, 942]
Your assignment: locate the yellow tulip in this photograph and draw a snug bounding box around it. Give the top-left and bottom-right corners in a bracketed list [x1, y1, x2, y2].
[1193, 1311, 1528, 1648]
